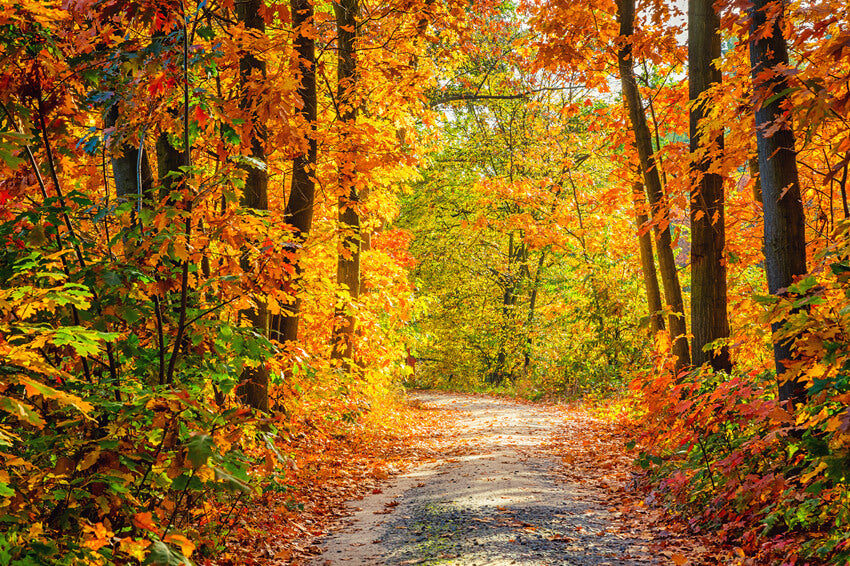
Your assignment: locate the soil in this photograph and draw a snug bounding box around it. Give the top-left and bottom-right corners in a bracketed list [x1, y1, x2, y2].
[306, 391, 686, 566]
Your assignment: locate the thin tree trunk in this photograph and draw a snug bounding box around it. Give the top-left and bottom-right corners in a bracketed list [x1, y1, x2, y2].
[749, 0, 808, 406]
[273, 0, 319, 345]
[236, 0, 270, 411]
[616, 0, 691, 370]
[105, 104, 154, 203]
[689, 0, 731, 372]
[523, 250, 547, 374]
[633, 181, 664, 335]
[331, 0, 361, 367]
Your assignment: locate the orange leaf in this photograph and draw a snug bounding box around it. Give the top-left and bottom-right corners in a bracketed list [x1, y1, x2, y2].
[165, 533, 196, 557]
[132, 512, 160, 534]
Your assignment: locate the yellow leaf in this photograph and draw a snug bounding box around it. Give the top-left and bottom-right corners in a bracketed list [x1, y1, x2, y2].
[79, 448, 101, 472]
[28, 522, 43, 538]
[118, 537, 151, 561]
[671, 553, 689, 565]
[801, 462, 828, 485]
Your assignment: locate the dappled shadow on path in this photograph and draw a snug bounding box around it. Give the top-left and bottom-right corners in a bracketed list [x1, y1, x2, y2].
[311, 392, 667, 565]
[372, 455, 660, 566]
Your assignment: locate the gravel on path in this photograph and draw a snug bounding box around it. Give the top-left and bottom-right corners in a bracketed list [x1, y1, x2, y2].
[308, 391, 667, 566]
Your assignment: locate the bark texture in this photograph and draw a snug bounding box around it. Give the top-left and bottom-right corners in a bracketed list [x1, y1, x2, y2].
[616, 0, 690, 369]
[105, 104, 154, 203]
[331, 0, 361, 366]
[749, 0, 808, 405]
[236, 0, 270, 411]
[689, 0, 731, 371]
[633, 182, 664, 335]
[273, 0, 319, 345]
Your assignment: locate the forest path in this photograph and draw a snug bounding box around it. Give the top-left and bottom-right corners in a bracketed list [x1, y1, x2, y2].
[308, 391, 697, 566]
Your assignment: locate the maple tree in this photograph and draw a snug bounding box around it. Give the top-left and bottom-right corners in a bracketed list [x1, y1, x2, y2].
[689, 0, 731, 372]
[2, 0, 850, 563]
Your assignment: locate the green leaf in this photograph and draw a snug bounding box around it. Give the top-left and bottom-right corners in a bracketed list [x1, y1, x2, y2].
[185, 434, 214, 469]
[102, 270, 123, 287]
[144, 541, 192, 566]
[789, 275, 818, 295]
[172, 473, 203, 492]
[197, 26, 215, 40]
[50, 326, 118, 357]
[0, 397, 44, 428]
[213, 467, 253, 494]
[0, 481, 14, 498]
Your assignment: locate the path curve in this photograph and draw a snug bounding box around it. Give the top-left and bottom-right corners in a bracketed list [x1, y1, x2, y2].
[309, 391, 664, 565]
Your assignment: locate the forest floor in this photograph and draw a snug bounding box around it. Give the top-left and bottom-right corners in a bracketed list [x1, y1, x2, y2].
[216, 391, 730, 565]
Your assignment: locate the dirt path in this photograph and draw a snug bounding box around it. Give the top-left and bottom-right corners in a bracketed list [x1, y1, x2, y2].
[307, 391, 679, 566]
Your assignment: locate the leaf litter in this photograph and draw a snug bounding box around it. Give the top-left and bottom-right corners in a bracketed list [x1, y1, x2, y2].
[213, 391, 732, 565]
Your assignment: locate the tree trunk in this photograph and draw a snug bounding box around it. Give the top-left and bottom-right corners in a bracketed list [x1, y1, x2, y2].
[236, 0, 270, 411]
[749, 0, 808, 405]
[331, 0, 361, 367]
[273, 0, 319, 345]
[749, 156, 764, 204]
[156, 131, 186, 196]
[523, 249, 547, 374]
[105, 104, 154, 204]
[689, 0, 731, 372]
[616, 0, 691, 370]
[633, 181, 664, 335]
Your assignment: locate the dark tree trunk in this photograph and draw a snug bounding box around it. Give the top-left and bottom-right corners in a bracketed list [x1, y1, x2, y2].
[633, 182, 665, 335]
[105, 104, 154, 203]
[155, 131, 186, 196]
[236, 0, 270, 411]
[689, 0, 731, 372]
[616, 0, 691, 370]
[331, 0, 361, 367]
[273, 0, 319, 345]
[749, 0, 808, 405]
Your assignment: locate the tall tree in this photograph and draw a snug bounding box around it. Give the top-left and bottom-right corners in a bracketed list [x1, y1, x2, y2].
[633, 181, 664, 335]
[689, 0, 731, 371]
[615, 0, 691, 370]
[236, 0, 271, 410]
[331, 0, 361, 366]
[273, 0, 319, 345]
[749, 0, 808, 405]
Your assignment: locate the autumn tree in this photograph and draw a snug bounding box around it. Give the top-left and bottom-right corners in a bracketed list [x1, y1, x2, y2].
[331, 0, 362, 367]
[689, 0, 731, 371]
[633, 180, 664, 335]
[748, 0, 808, 405]
[273, 0, 319, 346]
[615, 0, 691, 370]
[236, 0, 271, 410]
